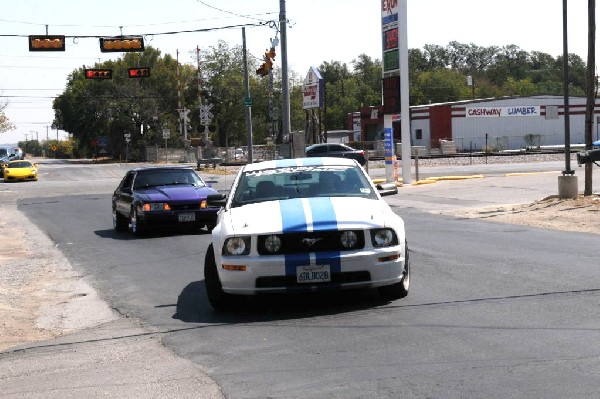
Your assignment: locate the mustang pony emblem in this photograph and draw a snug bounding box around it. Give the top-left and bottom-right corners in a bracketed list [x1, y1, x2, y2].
[302, 237, 323, 247]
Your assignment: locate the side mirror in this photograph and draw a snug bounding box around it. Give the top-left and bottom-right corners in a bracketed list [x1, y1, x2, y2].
[576, 149, 600, 165]
[207, 193, 227, 207]
[376, 182, 398, 196]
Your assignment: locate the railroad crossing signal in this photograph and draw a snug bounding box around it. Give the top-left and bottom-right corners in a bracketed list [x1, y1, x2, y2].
[200, 103, 214, 124]
[100, 36, 144, 53]
[128, 67, 150, 78]
[179, 108, 191, 124]
[84, 69, 112, 79]
[29, 35, 65, 51]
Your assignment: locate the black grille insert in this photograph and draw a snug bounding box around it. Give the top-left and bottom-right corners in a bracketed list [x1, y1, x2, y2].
[257, 230, 365, 255]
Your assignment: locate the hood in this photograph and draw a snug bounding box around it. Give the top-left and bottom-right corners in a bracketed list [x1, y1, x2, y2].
[224, 197, 391, 236]
[136, 185, 218, 203]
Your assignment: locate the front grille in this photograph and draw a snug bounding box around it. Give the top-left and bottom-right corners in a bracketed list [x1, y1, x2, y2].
[257, 230, 365, 255]
[256, 271, 371, 289]
[169, 203, 201, 211]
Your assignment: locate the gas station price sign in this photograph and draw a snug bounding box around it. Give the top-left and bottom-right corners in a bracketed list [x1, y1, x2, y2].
[383, 28, 398, 51]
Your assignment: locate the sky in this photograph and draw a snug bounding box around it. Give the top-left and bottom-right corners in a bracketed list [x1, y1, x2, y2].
[0, 0, 597, 146]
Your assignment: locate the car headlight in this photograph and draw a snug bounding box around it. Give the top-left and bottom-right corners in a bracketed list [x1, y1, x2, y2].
[340, 231, 358, 249]
[263, 235, 282, 253]
[223, 236, 251, 256]
[371, 228, 398, 247]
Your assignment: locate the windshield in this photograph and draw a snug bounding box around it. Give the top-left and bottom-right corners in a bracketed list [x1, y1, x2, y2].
[230, 165, 376, 207]
[133, 169, 206, 189]
[8, 161, 32, 168]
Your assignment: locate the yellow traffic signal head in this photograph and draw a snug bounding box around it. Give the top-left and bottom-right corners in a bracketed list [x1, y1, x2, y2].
[84, 69, 112, 79]
[256, 59, 272, 77]
[264, 59, 273, 72]
[256, 65, 266, 76]
[29, 35, 65, 51]
[100, 37, 144, 53]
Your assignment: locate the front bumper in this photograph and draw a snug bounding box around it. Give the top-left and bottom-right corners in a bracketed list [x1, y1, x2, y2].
[3, 174, 37, 181]
[138, 208, 219, 227]
[217, 246, 405, 295]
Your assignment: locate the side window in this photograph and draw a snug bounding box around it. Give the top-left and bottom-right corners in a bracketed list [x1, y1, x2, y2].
[310, 145, 327, 155]
[121, 172, 135, 190]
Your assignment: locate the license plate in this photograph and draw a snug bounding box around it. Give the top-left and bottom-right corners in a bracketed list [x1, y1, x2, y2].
[178, 212, 195, 222]
[296, 264, 331, 283]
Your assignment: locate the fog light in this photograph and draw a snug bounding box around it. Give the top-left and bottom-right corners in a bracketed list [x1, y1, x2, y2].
[264, 235, 282, 253]
[340, 231, 358, 248]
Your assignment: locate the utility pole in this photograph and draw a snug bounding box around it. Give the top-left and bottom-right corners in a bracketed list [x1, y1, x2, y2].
[558, 0, 578, 199]
[242, 27, 253, 162]
[584, 0, 596, 196]
[279, 0, 291, 143]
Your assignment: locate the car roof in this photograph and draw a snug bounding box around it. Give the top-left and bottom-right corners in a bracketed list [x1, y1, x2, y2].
[242, 157, 356, 173]
[306, 142, 354, 149]
[130, 165, 195, 172]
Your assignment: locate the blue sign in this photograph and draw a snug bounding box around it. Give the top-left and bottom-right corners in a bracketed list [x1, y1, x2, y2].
[384, 128, 393, 164]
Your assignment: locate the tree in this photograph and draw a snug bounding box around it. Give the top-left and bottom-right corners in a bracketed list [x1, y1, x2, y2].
[53, 47, 183, 159]
[412, 68, 471, 105]
[0, 99, 15, 135]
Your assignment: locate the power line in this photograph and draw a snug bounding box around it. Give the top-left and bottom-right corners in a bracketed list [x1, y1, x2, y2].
[0, 22, 268, 39]
[193, 0, 274, 22]
[0, 13, 276, 29]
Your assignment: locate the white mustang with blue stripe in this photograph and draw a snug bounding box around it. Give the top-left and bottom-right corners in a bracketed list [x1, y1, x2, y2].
[204, 157, 410, 310]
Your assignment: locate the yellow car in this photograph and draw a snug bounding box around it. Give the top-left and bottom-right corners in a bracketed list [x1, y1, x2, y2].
[2, 160, 38, 182]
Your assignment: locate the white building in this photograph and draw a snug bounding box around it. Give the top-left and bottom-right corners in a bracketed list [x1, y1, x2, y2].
[409, 95, 600, 152]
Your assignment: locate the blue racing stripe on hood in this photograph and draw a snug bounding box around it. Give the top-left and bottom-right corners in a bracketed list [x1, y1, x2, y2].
[280, 198, 307, 233]
[308, 197, 337, 231]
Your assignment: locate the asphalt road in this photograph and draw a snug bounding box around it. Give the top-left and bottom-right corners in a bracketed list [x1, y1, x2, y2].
[7, 160, 600, 398]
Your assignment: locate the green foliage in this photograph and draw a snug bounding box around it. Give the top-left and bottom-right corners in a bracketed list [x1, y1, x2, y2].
[412, 69, 471, 104]
[0, 100, 15, 134]
[50, 40, 590, 152]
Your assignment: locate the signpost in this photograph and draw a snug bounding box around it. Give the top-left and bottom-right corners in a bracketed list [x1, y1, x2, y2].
[162, 128, 170, 163]
[381, 0, 411, 184]
[124, 134, 131, 164]
[302, 67, 324, 145]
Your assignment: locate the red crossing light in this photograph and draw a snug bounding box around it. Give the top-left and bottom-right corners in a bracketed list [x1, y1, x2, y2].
[128, 67, 150, 78]
[85, 69, 112, 79]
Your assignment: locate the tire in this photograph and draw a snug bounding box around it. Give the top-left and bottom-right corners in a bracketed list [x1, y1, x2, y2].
[379, 241, 410, 300]
[204, 244, 235, 311]
[130, 207, 146, 236]
[113, 207, 128, 232]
